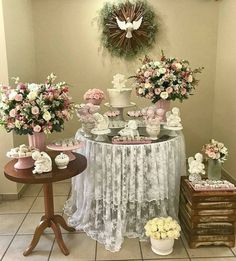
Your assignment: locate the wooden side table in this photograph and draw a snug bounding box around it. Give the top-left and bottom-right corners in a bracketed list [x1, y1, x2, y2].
[4, 151, 87, 256]
[179, 176, 236, 248]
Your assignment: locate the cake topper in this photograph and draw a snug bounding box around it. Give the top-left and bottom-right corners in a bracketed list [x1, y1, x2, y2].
[111, 74, 127, 89]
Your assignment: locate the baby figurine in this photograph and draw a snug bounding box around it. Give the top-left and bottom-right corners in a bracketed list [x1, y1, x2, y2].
[166, 107, 182, 128]
[188, 153, 205, 182]
[93, 113, 109, 130]
[32, 151, 52, 174]
[118, 120, 139, 139]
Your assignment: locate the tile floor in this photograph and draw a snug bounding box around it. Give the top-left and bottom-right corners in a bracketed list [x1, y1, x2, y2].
[0, 181, 236, 261]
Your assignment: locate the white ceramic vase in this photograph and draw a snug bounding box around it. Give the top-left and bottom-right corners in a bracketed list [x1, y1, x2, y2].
[150, 237, 174, 255]
[146, 125, 160, 140]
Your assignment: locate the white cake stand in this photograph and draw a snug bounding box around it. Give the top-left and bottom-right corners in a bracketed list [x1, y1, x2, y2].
[91, 128, 111, 142]
[163, 125, 183, 137]
[104, 102, 136, 121]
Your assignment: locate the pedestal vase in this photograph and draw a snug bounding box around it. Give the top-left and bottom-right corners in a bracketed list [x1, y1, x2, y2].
[156, 99, 171, 122]
[28, 132, 46, 151]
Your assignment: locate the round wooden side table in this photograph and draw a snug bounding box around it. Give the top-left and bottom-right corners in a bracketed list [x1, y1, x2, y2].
[4, 151, 87, 256]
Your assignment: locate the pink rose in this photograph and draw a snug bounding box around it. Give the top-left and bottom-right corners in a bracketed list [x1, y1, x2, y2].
[33, 125, 41, 132]
[154, 88, 161, 95]
[15, 94, 23, 102]
[7, 122, 15, 128]
[166, 87, 173, 94]
[9, 109, 16, 117]
[31, 106, 39, 115]
[144, 71, 152, 78]
[181, 88, 187, 95]
[93, 93, 101, 100]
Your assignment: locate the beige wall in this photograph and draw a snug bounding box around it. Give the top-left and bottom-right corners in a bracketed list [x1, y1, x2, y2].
[0, 0, 17, 195]
[30, 0, 219, 154]
[2, 0, 36, 147]
[213, 0, 236, 178]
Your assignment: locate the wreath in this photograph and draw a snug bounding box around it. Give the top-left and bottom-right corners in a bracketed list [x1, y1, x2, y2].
[99, 0, 158, 59]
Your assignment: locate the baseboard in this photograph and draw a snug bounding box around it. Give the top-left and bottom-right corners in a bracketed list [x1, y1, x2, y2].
[222, 168, 236, 185]
[0, 184, 28, 201]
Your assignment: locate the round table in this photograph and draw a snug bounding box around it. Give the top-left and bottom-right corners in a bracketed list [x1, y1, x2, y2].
[64, 130, 186, 252]
[4, 151, 87, 256]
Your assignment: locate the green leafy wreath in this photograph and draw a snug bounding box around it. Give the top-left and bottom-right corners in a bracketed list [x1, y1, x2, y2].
[98, 0, 158, 59]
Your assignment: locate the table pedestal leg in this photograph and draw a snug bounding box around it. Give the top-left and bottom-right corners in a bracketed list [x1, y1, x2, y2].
[23, 183, 75, 256]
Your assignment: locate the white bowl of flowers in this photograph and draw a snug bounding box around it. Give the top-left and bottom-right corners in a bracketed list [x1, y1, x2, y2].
[144, 216, 181, 255]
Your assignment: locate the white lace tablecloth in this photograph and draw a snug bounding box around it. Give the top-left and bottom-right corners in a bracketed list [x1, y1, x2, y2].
[64, 130, 186, 252]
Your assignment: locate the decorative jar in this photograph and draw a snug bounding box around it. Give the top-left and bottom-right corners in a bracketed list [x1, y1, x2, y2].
[156, 99, 171, 122]
[28, 132, 46, 151]
[146, 125, 160, 140]
[150, 237, 174, 255]
[207, 158, 222, 180]
[55, 153, 70, 169]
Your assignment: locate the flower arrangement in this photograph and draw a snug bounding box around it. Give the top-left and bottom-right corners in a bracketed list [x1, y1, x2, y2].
[202, 139, 228, 163]
[83, 89, 105, 102]
[0, 73, 73, 135]
[141, 106, 165, 125]
[75, 103, 100, 123]
[131, 52, 203, 103]
[144, 216, 181, 240]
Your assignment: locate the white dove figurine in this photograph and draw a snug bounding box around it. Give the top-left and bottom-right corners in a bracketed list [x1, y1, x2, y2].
[116, 16, 143, 38]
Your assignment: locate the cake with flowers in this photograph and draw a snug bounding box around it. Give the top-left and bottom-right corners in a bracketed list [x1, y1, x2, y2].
[107, 74, 132, 107]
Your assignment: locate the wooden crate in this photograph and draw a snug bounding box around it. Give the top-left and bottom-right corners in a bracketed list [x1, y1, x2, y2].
[179, 177, 236, 248]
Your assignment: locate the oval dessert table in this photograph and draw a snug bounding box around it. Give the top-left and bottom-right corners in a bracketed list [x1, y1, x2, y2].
[4, 151, 87, 256]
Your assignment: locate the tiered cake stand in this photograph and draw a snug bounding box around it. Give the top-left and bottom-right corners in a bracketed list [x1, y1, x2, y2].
[163, 125, 183, 137]
[8, 155, 34, 170]
[47, 143, 83, 161]
[104, 102, 136, 122]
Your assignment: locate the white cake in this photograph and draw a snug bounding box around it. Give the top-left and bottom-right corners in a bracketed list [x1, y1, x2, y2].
[108, 73, 132, 107]
[107, 88, 132, 107]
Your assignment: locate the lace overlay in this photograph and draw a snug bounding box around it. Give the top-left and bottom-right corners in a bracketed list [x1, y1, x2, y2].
[64, 131, 186, 252]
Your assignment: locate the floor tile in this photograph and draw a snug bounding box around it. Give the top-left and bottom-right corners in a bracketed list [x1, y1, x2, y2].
[141, 238, 188, 259]
[0, 236, 13, 259]
[181, 234, 234, 258]
[146, 256, 190, 261]
[192, 257, 236, 261]
[30, 196, 67, 213]
[0, 197, 35, 214]
[39, 182, 71, 196]
[23, 184, 42, 196]
[18, 213, 73, 234]
[96, 238, 141, 260]
[50, 233, 96, 260]
[0, 214, 25, 235]
[2, 234, 54, 261]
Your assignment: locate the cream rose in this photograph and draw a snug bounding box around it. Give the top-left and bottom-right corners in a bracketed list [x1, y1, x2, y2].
[27, 91, 37, 101]
[43, 111, 51, 121]
[9, 91, 17, 101]
[160, 91, 169, 100]
[187, 75, 193, 83]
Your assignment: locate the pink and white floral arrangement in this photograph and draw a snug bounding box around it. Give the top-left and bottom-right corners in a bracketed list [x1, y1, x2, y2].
[131, 52, 203, 103]
[83, 89, 105, 103]
[0, 73, 73, 135]
[202, 139, 228, 163]
[75, 103, 100, 123]
[141, 106, 165, 125]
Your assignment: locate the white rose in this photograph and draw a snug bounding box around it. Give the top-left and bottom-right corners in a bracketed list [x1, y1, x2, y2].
[144, 82, 152, 89]
[28, 83, 40, 92]
[160, 91, 169, 100]
[9, 90, 17, 101]
[187, 75, 193, 83]
[27, 91, 38, 101]
[43, 111, 51, 121]
[15, 120, 21, 129]
[175, 63, 182, 70]
[159, 68, 166, 74]
[138, 88, 144, 94]
[154, 61, 160, 67]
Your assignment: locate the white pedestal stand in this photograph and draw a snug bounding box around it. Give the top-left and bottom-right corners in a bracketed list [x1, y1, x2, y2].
[104, 102, 136, 121]
[163, 125, 183, 137]
[91, 129, 111, 142]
